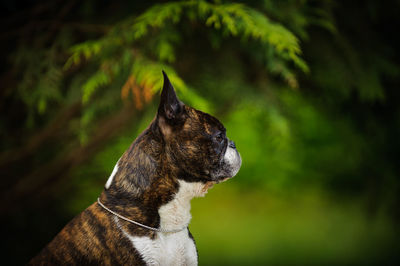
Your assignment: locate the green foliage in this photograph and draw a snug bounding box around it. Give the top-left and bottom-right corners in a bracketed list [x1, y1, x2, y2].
[82, 70, 111, 104]
[13, 46, 64, 126]
[33, 0, 312, 144]
[65, 0, 307, 105]
[5, 0, 398, 210]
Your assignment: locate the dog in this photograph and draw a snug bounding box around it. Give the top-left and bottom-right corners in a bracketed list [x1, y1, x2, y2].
[30, 71, 242, 265]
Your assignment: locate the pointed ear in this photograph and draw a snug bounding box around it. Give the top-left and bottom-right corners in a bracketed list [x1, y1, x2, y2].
[158, 71, 184, 121]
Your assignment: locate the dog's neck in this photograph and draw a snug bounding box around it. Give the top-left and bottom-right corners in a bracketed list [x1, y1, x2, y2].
[158, 180, 208, 231]
[102, 178, 209, 233]
[101, 127, 213, 232]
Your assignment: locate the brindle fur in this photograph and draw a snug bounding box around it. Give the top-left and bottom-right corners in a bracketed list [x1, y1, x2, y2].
[30, 72, 236, 265]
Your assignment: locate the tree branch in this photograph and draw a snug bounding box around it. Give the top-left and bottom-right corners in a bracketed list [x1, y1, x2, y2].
[1, 105, 139, 212]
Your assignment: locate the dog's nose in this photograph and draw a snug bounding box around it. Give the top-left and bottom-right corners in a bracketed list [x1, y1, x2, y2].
[229, 140, 236, 149]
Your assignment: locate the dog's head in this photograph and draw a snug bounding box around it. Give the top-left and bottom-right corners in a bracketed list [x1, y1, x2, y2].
[105, 72, 241, 199]
[155, 71, 241, 184]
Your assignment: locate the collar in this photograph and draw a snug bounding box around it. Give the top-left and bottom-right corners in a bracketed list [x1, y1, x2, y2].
[97, 198, 187, 233]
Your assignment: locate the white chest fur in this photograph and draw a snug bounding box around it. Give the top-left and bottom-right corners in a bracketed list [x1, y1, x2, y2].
[121, 229, 198, 266]
[114, 180, 206, 266]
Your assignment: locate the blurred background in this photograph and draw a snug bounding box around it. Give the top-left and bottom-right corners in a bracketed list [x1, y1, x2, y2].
[1, 0, 399, 265]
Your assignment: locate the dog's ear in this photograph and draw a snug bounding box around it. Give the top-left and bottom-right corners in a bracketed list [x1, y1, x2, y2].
[157, 71, 184, 122]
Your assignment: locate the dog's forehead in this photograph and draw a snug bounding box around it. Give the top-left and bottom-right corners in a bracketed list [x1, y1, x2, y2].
[186, 107, 225, 134]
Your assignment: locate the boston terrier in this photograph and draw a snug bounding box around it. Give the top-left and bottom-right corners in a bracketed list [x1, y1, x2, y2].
[30, 71, 242, 265]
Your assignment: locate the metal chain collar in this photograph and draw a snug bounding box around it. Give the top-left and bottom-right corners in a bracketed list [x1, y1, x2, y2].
[97, 198, 186, 234]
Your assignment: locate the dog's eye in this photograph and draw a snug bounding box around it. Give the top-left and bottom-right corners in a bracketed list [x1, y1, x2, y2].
[214, 132, 224, 144]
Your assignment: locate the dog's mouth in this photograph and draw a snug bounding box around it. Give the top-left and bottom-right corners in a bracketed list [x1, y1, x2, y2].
[199, 181, 215, 196]
[216, 176, 231, 184]
[223, 145, 242, 177]
[208, 140, 241, 185]
[202, 181, 215, 191]
[202, 176, 232, 194]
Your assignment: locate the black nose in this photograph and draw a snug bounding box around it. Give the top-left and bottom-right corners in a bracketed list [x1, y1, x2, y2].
[229, 140, 236, 149]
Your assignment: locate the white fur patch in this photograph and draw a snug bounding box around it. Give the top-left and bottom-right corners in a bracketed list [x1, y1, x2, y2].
[117, 226, 197, 266]
[105, 158, 120, 189]
[224, 146, 241, 177]
[113, 180, 201, 265]
[158, 180, 206, 232]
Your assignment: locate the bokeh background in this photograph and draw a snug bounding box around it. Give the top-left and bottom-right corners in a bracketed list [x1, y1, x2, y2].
[1, 0, 400, 265]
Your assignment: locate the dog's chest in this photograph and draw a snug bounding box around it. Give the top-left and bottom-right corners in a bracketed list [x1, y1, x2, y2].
[126, 230, 197, 266]
[114, 180, 204, 265]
